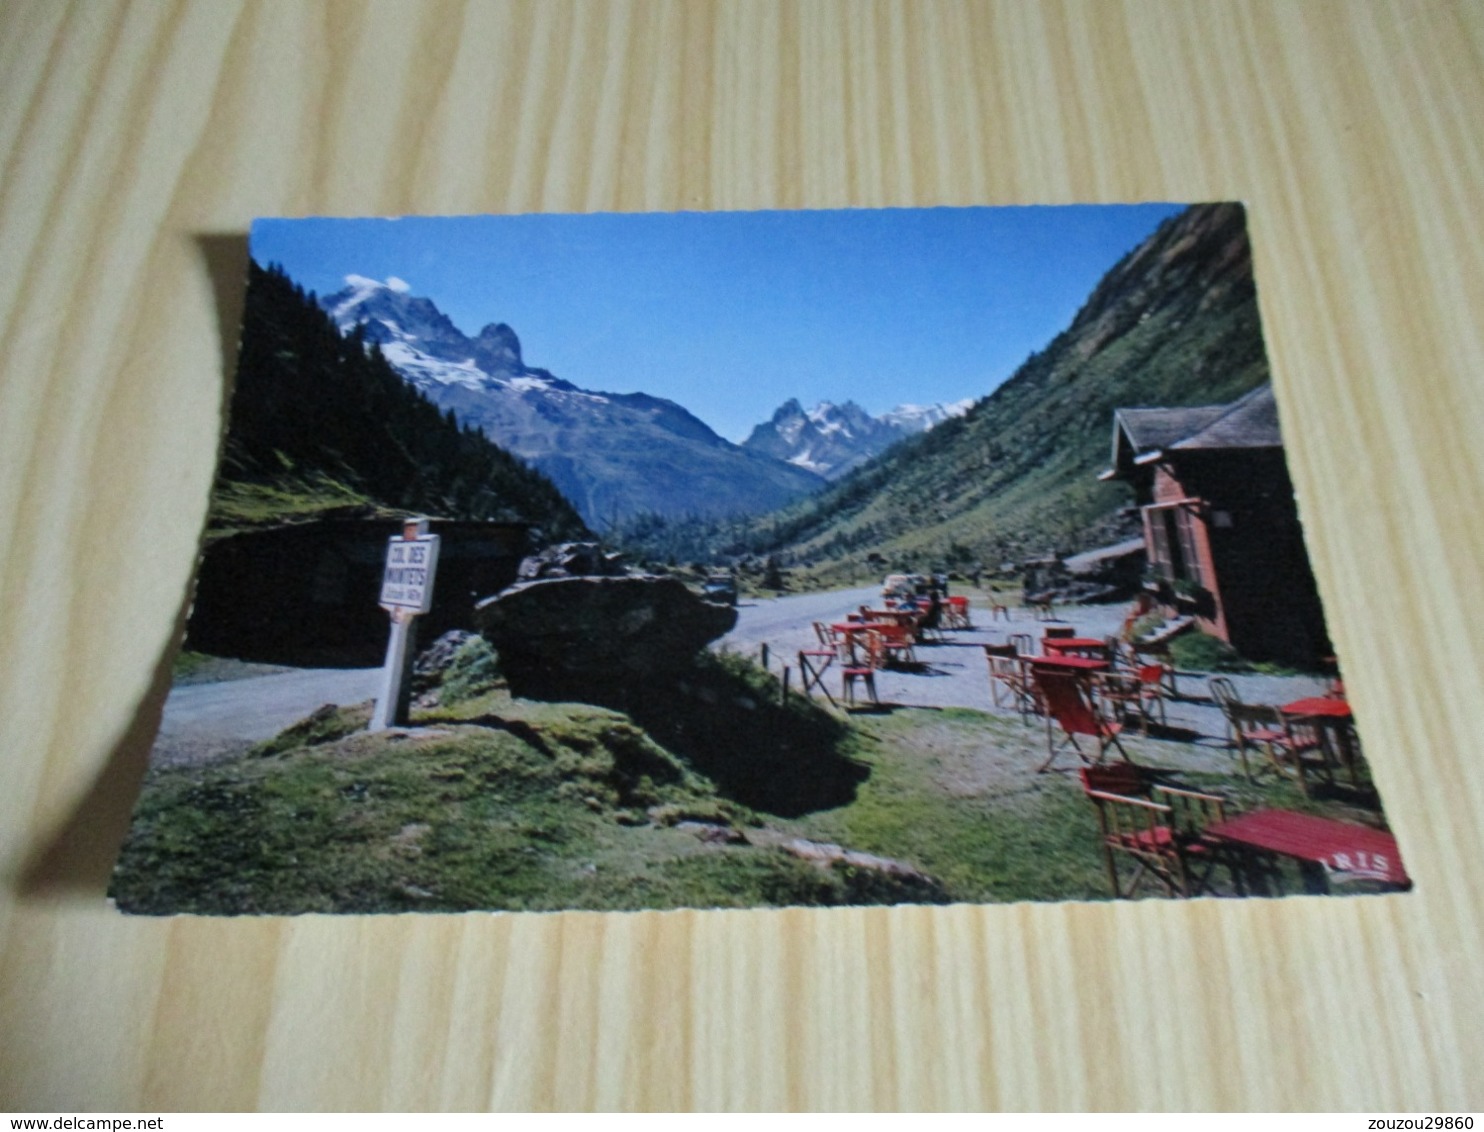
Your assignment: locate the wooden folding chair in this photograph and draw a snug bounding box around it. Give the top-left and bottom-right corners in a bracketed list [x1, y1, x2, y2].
[1135, 663, 1169, 730]
[1207, 676, 1242, 760]
[1033, 667, 1133, 772]
[984, 645, 1038, 722]
[798, 631, 837, 706]
[1093, 670, 1149, 733]
[1133, 642, 1179, 695]
[984, 644, 1016, 708]
[1227, 702, 1330, 797]
[1082, 786, 1228, 898]
[835, 633, 878, 706]
[876, 622, 917, 666]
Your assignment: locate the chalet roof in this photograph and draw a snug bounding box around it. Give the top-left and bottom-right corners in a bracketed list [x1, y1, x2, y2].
[1114, 405, 1228, 454]
[1064, 537, 1146, 575]
[1102, 383, 1279, 479]
[1169, 383, 1281, 450]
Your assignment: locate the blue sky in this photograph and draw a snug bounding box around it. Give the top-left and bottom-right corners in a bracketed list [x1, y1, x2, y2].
[252, 203, 1186, 442]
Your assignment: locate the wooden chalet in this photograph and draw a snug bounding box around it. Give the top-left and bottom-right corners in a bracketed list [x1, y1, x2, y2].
[1100, 384, 1331, 664]
[186, 518, 532, 667]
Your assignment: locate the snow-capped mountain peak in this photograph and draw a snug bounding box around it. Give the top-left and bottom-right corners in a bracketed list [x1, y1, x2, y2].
[742, 396, 976, 480]
[317, 276, 824, 523]
[322, 274, 565, 396]
[879, 398, 974, 432]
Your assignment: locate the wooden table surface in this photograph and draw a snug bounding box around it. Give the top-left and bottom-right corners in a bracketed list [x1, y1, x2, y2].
[4, 0, 1483, 1111]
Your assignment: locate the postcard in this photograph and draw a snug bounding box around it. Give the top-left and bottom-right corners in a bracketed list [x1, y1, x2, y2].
[111, 203, 1408, 914]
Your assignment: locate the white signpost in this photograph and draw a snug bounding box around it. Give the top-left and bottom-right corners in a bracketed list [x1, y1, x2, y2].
[370, 518, 441, 731]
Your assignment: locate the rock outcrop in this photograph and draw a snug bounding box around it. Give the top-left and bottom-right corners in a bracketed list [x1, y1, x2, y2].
[515, 542, 625, 582]
[411, 629, 476, 694]
[475, 575, 737, 696]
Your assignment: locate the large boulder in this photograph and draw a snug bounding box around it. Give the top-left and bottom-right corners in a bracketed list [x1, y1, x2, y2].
[515, 541, 624, 582]
[475, 575, 737, 695]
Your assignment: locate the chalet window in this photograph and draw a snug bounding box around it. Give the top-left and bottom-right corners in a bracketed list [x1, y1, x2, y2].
[1174, 507, 1203, 584]
[1143, 501, 1206, 587]
[1148, 507, 1171, 575]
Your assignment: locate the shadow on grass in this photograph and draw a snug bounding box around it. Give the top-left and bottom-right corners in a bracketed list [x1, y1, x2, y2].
[505, 652, 870, 818]
[1305, 779, 1383, 811]
[1139, 720, 1208, 744]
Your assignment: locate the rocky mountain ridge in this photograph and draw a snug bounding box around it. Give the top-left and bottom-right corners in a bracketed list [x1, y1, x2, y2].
[321, 279, 825, 526]
[210, 262, 589, 540]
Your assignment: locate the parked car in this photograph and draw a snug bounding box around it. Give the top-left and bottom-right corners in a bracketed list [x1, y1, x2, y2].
[701, 574, 738, 604]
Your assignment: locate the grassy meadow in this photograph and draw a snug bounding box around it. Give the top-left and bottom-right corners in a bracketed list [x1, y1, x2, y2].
[114, 645, 1374, 916]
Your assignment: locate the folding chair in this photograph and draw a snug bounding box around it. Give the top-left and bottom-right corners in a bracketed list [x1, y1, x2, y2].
[1135, 663, 1169, 731]
[1032, 667, 1132, 773]
[1208, 676, 1242, 760]
[798, 629, 837, 706]
[1228, 703, 1330, 798]
[1081, 783, 1229, 898]
[835, 632, 878, 706]
[876, 622, 917, 667]
[1133, 642, 1179, 695]
[1093, 670, 1149, 733]
[984, 645, 1038, 722]
[984, 644, 1016, 708]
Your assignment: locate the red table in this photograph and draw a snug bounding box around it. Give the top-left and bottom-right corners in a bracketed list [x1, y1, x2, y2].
[1028, 654, 1110, 672]
[832, 621, 894, 634]
[1282, 696, 1361, 785]
[1042, 637, 1107, 658]
[1282, 696, 1353, 719]
[1027, 655, 1110, 719]
[864, 609, 920, 628]
[1206, 809, 1409, 890]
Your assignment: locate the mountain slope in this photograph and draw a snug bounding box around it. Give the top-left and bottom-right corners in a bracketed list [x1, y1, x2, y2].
[213, 262, 589, 540]
[322, 280, 825, 526]
[742, 398, 973, 479]
[743, 203, 1271, 579]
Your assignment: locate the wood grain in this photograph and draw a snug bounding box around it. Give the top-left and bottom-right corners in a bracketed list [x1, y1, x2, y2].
[3, 0, 1483, 1110]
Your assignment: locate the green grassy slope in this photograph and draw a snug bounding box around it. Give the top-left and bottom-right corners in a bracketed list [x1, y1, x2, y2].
[704, 204, 1271, 586]
[209, 262, 590, 541]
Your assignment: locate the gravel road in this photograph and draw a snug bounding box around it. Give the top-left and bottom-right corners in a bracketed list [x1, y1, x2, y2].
[150, 666, 382, 767]
[151, 587, 1334, 773]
